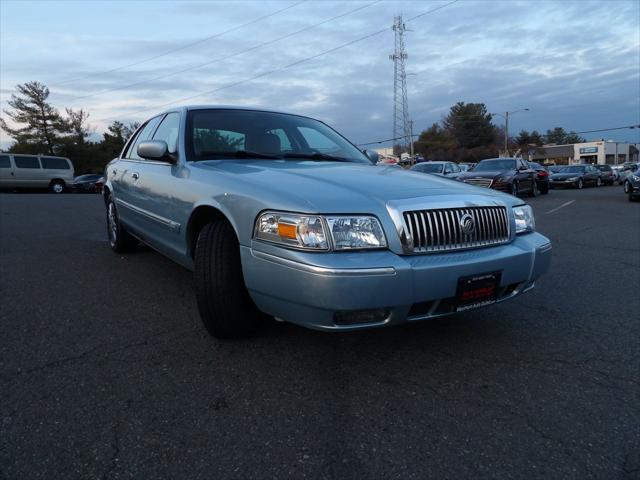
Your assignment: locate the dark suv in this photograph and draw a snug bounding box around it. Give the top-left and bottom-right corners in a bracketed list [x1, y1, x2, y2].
[527, 162, 550, 194]
[594, 165, 615, 185]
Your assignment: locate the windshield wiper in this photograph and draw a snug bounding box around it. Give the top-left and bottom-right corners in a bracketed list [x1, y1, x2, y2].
[282, 152, 347, 162]
[198, 150, 282, 160]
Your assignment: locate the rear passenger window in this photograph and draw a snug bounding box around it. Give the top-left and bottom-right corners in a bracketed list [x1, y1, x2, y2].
[152, 113, 180, 153]
[0, 155, 10, 168]
[125, 116, 162, 160]
[41, 157, 70, 169]
[14, 156, 40, 169]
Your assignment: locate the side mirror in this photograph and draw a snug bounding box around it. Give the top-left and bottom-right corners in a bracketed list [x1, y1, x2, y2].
[137, 140, 176, 163]
[363, 149, 379, 164]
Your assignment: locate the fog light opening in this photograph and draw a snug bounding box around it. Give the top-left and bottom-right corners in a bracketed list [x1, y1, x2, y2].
[334, 308, 390, 326]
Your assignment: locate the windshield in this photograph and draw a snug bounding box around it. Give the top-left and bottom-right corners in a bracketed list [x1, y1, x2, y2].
[186, 109, 369, 163]
[412, 163, 444, 173]
[563, 166, 586, 173]
[474, 159, 517, 171]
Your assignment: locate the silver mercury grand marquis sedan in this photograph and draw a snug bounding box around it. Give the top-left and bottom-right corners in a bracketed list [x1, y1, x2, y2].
[104, 106, 551, 337]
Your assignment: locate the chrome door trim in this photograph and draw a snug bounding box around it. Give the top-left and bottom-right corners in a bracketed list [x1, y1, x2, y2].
[115, 198, 181, 232]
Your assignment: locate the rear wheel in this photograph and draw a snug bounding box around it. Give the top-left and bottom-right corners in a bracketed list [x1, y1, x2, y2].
[539, 184, 549, 195]
[511, 181, 519, 196]
[50, 180, 65, 193]
[529, 182, 537, 197]
[194, 221, 261, 338]
[106, 195, 137, 253]
[624, 181, 630, 194]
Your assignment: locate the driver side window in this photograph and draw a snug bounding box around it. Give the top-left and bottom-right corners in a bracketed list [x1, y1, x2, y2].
[297, 126, 339, 153]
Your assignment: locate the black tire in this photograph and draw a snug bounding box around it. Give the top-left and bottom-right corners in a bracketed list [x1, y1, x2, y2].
[540, 184, 549, 195]
[106, 195, 138, 253]
[50, 180, 65, 194]
[596, 177, 602, 187]
[194, 221, 260, 338]
[624, 181, 630, 194]
[511, 181, 519, 196]
[577, 179, 584, 189]
[529, 182, 537, 197]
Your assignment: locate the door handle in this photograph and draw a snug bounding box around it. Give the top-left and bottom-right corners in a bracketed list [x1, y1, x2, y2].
[131, 172, 139, 180]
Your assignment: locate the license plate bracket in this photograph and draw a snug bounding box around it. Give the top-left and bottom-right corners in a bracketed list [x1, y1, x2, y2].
[456, 271, 501, 312]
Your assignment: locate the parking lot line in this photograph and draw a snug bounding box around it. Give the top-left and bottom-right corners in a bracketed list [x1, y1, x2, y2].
[546, 200, 575, 214]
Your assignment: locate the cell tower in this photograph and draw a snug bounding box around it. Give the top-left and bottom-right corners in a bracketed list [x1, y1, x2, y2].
[389, 15, 411, 155]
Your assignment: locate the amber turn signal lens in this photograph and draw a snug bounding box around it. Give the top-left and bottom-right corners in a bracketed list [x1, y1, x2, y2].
[277, 222, 297, 239]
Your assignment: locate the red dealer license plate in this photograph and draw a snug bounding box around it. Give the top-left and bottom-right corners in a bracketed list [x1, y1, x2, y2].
[456, 272, 501, 312]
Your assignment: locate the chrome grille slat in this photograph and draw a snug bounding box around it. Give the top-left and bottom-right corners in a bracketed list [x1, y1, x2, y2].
[402, 206, 510, 254]
[463, 178, 493, 188]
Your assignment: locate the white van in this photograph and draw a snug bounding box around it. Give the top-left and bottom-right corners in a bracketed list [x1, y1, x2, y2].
[0, 154, 74, 193]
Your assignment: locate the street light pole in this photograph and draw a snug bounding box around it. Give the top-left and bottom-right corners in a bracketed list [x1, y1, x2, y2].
[491, 108, 529, 157]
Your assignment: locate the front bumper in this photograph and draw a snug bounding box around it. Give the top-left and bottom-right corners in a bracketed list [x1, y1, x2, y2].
[241, 233, 552, 331]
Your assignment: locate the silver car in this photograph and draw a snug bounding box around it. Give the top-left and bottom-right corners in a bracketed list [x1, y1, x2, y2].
[104, 106, 551, 337]
[411, 161, 463, 179]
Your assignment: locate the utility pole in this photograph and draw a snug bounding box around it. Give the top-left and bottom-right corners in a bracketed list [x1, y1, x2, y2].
[504, 111, 509, 156]
[389, 15, 411, 156]
[409, 119, 414, 158]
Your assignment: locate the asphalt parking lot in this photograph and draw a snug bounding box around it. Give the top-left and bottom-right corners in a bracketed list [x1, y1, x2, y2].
[0, 186, 639, 480]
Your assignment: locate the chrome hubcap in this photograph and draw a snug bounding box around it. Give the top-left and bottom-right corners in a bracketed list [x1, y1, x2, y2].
[53, 183, 63, 193]
[108, 203, 118, 245]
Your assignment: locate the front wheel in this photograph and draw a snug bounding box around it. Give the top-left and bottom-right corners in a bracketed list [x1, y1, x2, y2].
[50, 181, 65, 193]
[106, 196, 138, 253]
[624, 181, 630, 194]
[194, 221, 261, 338]
[596, 177, 602, 187]
[577, 179, 584, 189]
[511, 182, 519, 196]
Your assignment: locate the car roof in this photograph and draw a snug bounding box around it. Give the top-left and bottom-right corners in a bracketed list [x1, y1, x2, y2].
[157, 104, 313, 120]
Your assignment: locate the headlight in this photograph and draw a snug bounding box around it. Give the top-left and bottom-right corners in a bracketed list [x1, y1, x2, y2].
[325, 216, 387, 250]
[497, 176, 512, 183]
[254, 212, 329, 250]
[254, 212, 386, 251]
[632, 174, 640, 181]
[513, 205, 535, 234]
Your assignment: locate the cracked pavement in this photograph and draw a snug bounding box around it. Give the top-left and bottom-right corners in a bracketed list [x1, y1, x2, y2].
[0, 187, 638, 479]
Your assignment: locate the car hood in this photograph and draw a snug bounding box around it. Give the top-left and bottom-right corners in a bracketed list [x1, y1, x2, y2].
[190, 160, 518, 212]
[458, 170, 514, 180]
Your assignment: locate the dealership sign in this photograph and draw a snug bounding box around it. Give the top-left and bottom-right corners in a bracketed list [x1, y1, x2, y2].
[579, 147, 598, 154]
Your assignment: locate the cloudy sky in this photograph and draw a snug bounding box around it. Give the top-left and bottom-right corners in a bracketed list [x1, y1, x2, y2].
[1, 0, 639, 150]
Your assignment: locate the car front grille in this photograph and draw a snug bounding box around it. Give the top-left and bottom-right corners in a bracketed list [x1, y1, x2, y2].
[463, 178, 493, 188]
[402, 206, 510, 253]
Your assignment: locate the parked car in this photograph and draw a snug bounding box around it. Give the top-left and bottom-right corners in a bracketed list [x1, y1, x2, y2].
[527, 162, 550, 194]
[549, 164, 602, 189]
[410, 161, 462, 179]
[593, 164, 615, 185]
[457, 157, 537, 197]
[627, 171, 640, 201]
[621, 163, 640, 193]
[72, 174, 104, 193]
[94, 176, 105, 193]
[0, 154, 74, 193]
[103, 106, 551, 338]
